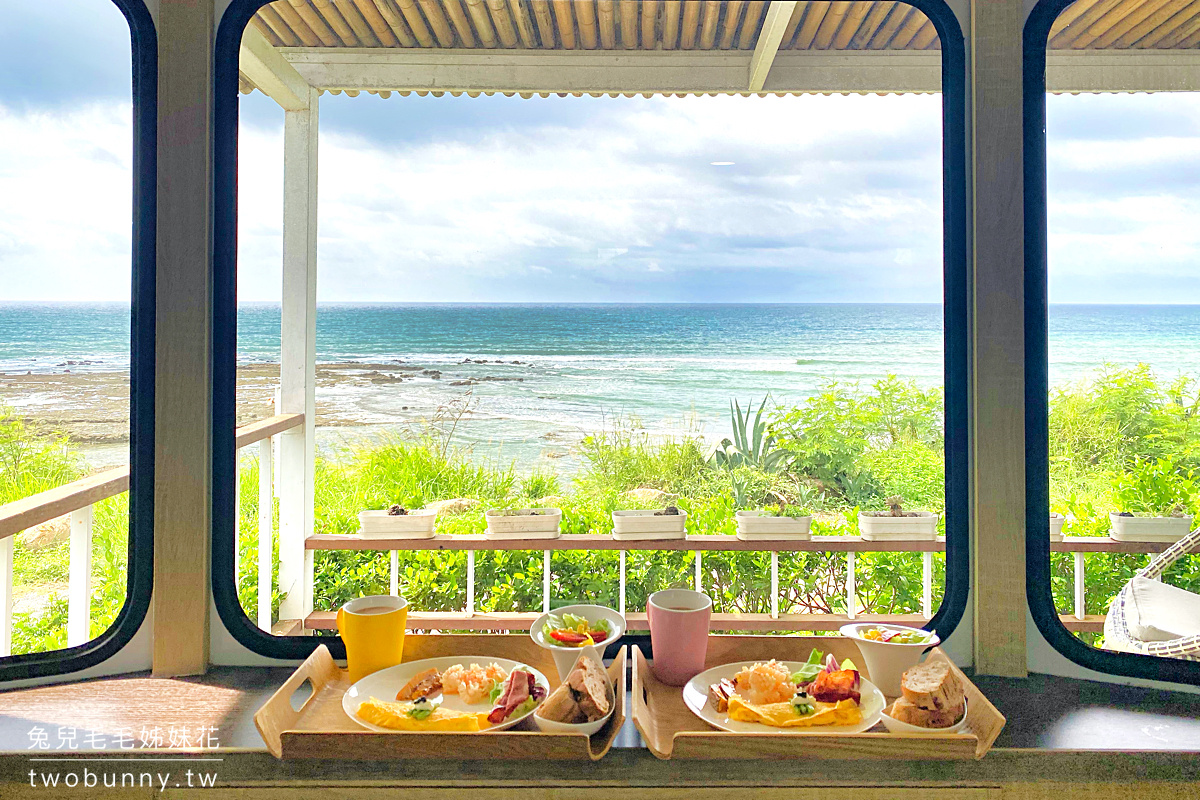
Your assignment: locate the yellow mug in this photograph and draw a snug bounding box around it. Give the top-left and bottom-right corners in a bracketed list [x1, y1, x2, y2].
[337, 595, 409, 683]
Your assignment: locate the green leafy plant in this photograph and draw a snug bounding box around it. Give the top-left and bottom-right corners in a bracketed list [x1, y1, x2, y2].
[757, 504, 811, 518]
[1111, 458, 1197, 516]
[709, 398, 788, 474]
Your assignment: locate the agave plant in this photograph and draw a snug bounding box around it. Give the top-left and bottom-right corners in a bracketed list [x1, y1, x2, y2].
[709, 398, 789, 474]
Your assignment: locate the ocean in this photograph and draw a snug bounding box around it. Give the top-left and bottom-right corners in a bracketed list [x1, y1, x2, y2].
[3, 303, 1199, 470]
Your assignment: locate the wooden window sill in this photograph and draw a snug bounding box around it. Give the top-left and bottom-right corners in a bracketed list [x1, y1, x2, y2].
[0, 667, 1198, 788]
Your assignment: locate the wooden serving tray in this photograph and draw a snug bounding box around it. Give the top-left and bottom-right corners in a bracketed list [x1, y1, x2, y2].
[254, 634, 626, 760]
[631, 636, 1004, 760]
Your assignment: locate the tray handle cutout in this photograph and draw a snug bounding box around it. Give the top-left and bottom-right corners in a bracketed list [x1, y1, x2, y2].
[254, 645, 341, 758]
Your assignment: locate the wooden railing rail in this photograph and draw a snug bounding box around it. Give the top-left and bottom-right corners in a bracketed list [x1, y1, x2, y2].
[234, 412, 303, 449]
[0, 467, 130, 542]
[0, 412, 302, 656]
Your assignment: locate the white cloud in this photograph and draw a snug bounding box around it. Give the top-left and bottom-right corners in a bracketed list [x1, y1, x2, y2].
[5, 91, 1199, 304]
[0, 103, 132, 300]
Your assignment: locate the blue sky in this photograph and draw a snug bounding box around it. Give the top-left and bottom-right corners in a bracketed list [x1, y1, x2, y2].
[2, 0, 1199, 303]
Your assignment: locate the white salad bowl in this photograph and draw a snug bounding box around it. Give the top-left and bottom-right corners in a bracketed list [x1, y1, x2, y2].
[879, 698, 969, 735]
[839, 623, 939, 698]
[533, 651, 617, 736]
[530, 604, 625, 682]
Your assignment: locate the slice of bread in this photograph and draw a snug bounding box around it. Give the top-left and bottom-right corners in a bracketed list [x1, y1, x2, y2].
[568, 655, 612, 721]
[537, 682, 585, 723]
[889, 696, 965, 729]
[900, 660, 964, 711]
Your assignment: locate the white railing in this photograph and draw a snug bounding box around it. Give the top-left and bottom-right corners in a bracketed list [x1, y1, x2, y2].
[300, 533, 946, 632]
[0, 413, 302, 657]
[297, 532, 1168, 635]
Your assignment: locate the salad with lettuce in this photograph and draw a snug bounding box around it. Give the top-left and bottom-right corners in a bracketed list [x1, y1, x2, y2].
[541, 613, 613, 647]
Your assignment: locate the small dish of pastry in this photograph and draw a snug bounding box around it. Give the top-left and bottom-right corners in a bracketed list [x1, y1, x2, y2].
[533, 652, 615, 736]
[878, 660, 969, 735]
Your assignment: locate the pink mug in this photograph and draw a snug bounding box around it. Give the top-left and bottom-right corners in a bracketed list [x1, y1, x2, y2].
[647, 589, 712, 686]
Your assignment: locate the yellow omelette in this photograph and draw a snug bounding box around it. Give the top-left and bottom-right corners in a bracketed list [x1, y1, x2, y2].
[356, 697, 490, 732]
[727, 696, 862, 729]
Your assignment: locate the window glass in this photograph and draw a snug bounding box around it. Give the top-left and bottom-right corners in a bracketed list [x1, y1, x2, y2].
[223, 0, 964, 649]
[0, 0, 144, 666]
[1041, 0, 1200, 668]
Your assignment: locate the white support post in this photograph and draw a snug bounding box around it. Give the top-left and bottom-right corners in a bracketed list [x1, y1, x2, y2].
[846, 552, 856, 620]
[272, 389, 282, 498]
[277, 86, 319, 622]
[922, 551, 933, 620]
[543, 550, 551, 613]
[694, 551, 702, 592]
[67, 506, 94, 646]
[1074, 552, 1086, 621]
[390, 551, 399, 596]
[257, 438, 273, 630]
[466, 550, 475, 617]
[770, 552, 779, 620]
[1, 535, 13, 656]
[618, 549, 626, 616]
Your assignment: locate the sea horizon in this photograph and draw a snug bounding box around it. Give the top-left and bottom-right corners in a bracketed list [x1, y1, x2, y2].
[4, 302, 1199, 471]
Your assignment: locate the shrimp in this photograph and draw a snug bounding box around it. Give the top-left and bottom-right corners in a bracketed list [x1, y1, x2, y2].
[440, 662, 509, 705]
[442, 664, 467, 694]
[734, 660, 794, 705]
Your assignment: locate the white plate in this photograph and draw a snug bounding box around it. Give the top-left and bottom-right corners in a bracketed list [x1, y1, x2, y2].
[343, 655, 550, 733]
[682, 660, 885, 735]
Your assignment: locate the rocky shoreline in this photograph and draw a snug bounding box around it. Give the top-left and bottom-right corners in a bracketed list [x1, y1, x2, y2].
[0, 358, 546, 447]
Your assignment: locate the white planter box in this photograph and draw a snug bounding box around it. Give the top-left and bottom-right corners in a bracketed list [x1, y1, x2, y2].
[611, 509, 687, 540]
[485, 508, 562, 540]
[858, 511, 939, 541]
[735, 510, 812, 541]
[357, 509, 437, 539]
[1049, 512, 1065, 542]
[1109, 512, 1194, 543]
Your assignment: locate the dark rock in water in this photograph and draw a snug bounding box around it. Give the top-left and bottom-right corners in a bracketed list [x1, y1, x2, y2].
[387, 504, 407, 516]
[370, 373, 404, 384]
[474, 359, 487, 364]
[450, 379, 478, 386]
[480, 376, 523, 382]
[422, 369, 442, 377]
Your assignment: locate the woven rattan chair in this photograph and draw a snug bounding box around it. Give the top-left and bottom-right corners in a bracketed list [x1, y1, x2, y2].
[1103, 527, 1200, 660]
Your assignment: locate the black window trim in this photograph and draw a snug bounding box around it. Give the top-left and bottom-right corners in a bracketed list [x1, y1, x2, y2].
[1024, 0, 1200, 686]
[211, 0, 971, 660]
[0, 0, 156, 682]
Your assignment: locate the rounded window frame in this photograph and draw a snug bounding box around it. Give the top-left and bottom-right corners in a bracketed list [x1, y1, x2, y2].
[0, 0, 156, 682]
[211, 0, 972, 659]
[1023, 0, 1200, 686]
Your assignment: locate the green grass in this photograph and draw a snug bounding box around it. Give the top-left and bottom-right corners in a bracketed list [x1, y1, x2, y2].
[3, 364, 1196, 654]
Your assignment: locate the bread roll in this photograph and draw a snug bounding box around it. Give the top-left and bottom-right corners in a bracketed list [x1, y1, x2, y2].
[900, 660, 964, 711]
[890, 696, 965, 728]
[569, 656, 612, 720]
[537, 682, 585, 723]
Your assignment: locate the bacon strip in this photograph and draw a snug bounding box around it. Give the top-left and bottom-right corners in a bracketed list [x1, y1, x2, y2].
[487, 670, 544, 724]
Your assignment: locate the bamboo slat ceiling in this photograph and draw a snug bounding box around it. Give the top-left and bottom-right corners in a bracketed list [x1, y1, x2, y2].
[250, 1, 944, 53]
[251, 0, 1200, 54]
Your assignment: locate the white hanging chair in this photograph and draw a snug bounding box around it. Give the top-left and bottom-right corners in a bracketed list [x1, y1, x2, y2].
[1103, 527, 1200, 661]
